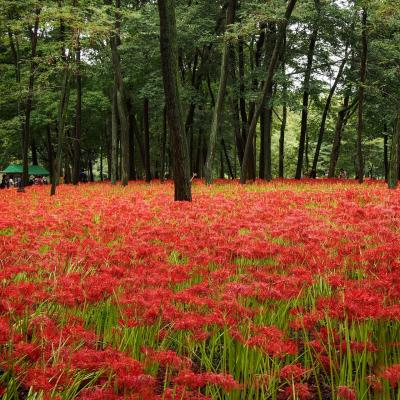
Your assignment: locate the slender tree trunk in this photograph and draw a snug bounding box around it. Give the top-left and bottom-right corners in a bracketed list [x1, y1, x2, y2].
[219, 150, 224, 179]
[128, 101, 137, 180]
[100, 144, 104, 181]
[241, 0, 297, 183]
[158, 0, 192, 200]
[328, 92, 351, 178]
[204, 0, 237, 184]
[72, 29, 82, 185]
[160, 105, 167, 181]
[21, 7, 40, 190]
[356, 8, 368, 183]
[221, 137, 234, 179]
[228, 47, 245, 166]
[384, 123, 389, 181]
[310, 47, 349, 178]
[143, 97, 152, 182]
[388, 116, 399, 189]
[111, 85, 118, 184]
[278, 35, 287, 178]
[31, 138, 38, 165]
[262, 24, 276, 181]
[264, 101, 273, 181]
[259, 108, 266, 178]
[51, 68, 71, 196]
[295, 25, 318, 179]
[47, 125, 54, 184]
[111, 0, 130, 186]
[88, 159, 94, 182]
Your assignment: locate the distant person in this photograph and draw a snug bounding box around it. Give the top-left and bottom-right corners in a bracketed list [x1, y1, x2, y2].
[79, 170, 88, 183]
[9, 177, 14, 187]
[339, 169, 347, 179]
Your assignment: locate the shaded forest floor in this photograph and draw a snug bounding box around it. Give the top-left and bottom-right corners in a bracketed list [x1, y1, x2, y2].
[0, 180, 400, 399]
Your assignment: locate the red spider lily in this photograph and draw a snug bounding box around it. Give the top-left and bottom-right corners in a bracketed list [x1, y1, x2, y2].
[380, 364, 400, 388]
[279, 363, 308, 381]
[141, 347, 192, 369]
[1, 181, 400, 398]
[173, 369, 241, 392]
[280, 382, 313, 399]
[337, 386, 356, 400]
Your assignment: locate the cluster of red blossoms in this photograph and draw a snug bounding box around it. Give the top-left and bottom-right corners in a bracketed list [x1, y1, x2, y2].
[0, 179, 400, 399]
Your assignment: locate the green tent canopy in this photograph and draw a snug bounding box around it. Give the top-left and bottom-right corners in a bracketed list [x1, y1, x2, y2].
[0, 164, 50, 176]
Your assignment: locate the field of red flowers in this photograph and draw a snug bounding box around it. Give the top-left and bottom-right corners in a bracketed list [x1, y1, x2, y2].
[0, 179, 400, 400]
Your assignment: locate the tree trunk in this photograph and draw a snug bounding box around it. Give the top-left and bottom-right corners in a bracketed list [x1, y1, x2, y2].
[356, 8, 367, 184]
[31, 138, 38, 165]
[51, 67, 71, 196]
[47, 125, 54, 184]
[264, 100, 273, 181]
[310, 46, 349, 178]
[388, 116, 399, 189]
[111, 0, 130, 186]
[259, 108, 266, 178]
[221, 137, 234, 179]
[88, 159, 94, 182]
[204, 0, 237, 184]
[160, 105, 167, 181]
[158, 0, 192, 201]
[278, 35, 287, 178]
[261, 24, 276, 181]
[128, 102, 137, 180]
[72, 30, 82, 185]
[384, 123, 389, 181]
[295, 24, 318, 179]
[219, 149, 224, 179]
[241, 0, 297, 183]
[111, 85, 118, 184]
[328, 93, 351, 178]
[21, 7, 41, 189]
[228, 47, 245, 166]
[143, 97, 152, 182]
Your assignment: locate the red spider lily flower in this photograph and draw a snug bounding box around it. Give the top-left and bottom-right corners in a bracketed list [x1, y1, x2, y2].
[173, 369, 241, 392]
[280, 383, 313, 399]
[12, 341, 41, 362]
[77, 387, 121, 400]
[366, 374, 382, 391]
[380, 364, 400, 388]
[22, 366, 68, 392]
[337, 386, 356, 400]
[0, 317, 10, 344]
[279, 363, 308, 381]
[141, 347, 192, 370]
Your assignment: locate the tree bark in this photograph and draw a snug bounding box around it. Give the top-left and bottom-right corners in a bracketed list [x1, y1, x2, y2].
[356, 8, 367, 183]
[160, 105, 167, 181]
[295, 24, 318, 179]
[384, 123, 389, 182]
[72, 29, 82, 185]
[388, 116, 399, 189]
[221, 137, 234, 179]
[51, 67, 71, 196]
[204, 0, 237, 184]
[143, 97, 152, 182]
[111, 0, 130, 186]
[328, 92, 351, 178]
[241, 0, 297, 183]
[158, 0, 192, 201]
[310, 46, 349, 178]
[21, 7, 41, 189]
[111, 85, 118, 184]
